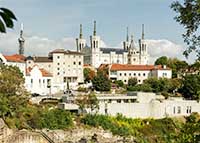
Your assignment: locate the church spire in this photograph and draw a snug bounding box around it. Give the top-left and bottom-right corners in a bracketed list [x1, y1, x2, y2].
[131, 34, 134, 42]
[79, 24, 83, 39]
[126, 27, 129, 42]
[18, 23, 25, 55]
[93, 21, 96, 36]
[142, 24, 145, 40]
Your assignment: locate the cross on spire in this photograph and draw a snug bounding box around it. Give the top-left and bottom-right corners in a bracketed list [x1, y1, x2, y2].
[93, 21, 96, 36]
[126, 27, 129, 42]
[142, 24, 145, 39]
[80, 24, 83, 39]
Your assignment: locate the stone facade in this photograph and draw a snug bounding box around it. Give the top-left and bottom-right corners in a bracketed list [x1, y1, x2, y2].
[76, 22, 149, 68]
[95, 92, 200, 119]
[108, 64, 172, 84]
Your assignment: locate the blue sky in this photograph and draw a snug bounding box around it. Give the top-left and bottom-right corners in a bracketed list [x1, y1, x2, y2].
[1, 0, 194, 63]
[1, 0, 184, 45]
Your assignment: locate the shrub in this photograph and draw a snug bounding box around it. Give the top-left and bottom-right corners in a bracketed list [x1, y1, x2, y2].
[114, 80, 124, 87]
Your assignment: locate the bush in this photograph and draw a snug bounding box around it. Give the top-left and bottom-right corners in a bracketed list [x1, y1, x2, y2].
[127, 84, 152, 92]
[92, 71, 111, 91]
[128, 78, 137, 86]
[114, 80, 124, 87]
[29, 108, 73, 129]
[77, 87, 88, 92]
[81, 114, 145, 136]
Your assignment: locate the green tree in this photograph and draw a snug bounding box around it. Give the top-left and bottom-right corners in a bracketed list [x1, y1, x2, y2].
[0, 64, 25, 96]
[155, 56, 168, 65]
[179, 74, 200, 100]
[92, 71, 111, 91]
[171, 0, 200, 58]
[128, 78, 137, 87]
[0, 8, 17, 33]
[32, 108, 73, 129]
[114, 80, 124, 87]
[0, 65, 30, 129]
[76, 93, 99, 112]
[83, 68, 95, 83]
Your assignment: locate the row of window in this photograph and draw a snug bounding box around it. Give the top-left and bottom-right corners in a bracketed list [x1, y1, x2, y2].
[57, 69, 82, 75]
[57, 55, 81, 59]
[173, 106, 192, 114]
[57, 61, 82, 66]
[123, 79, 141, 83]
[30, 79, 51, 88]
[119, 72, 146, 77]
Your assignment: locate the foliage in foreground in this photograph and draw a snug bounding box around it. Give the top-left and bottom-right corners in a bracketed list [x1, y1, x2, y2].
[81, 113, 200, 143]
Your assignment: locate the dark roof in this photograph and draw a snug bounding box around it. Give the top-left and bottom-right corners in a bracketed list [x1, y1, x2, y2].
[49, 49, 83, 55]
[100, 48, 127, 54]
[34, 57, 53, 63]
[26, 56, 34, 61]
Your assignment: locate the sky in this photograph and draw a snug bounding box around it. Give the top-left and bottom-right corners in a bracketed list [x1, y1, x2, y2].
[0, 0, 196, 63]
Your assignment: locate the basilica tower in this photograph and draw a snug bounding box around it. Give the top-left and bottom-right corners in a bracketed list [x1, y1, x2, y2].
[90, 21, 101, 68]
[128, 35, 140, 64]
[139, 24, 149, 65]
[123, 27, 130, 51]
[18, 23, 25, 55]
[76, 24, 86, 52]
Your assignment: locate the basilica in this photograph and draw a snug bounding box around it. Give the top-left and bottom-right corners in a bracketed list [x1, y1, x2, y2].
[76, 21, 149, 68]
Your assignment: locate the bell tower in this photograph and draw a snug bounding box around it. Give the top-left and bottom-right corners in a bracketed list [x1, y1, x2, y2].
[90, 21, 101, 68]
[18, 23, 25, 55]
[123, 27, 130, 50]
[139, 24, 149, 65]
[76, 24, 86, 52]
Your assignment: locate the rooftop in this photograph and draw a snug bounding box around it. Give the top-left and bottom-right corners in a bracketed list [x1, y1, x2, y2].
[49, 49, 83, 55]
[26, 66, 52, 77]
[4, 54, 26, 63]
[110, 64, 170, 71]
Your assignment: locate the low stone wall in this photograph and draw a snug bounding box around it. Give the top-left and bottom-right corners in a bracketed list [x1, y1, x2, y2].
[0, 118, 135, 143]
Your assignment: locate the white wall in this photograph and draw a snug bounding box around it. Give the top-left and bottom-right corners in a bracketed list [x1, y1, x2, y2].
[25, 66, 52, 95]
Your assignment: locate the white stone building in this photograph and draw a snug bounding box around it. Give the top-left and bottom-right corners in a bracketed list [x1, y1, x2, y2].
[76, 22, 149, 68]
[0, 53, 26, 75]
[95, 92, 200, 119]
[25, 65, 52, 95]
[25, 49, 84, 93]
[107, 64, 172, 84]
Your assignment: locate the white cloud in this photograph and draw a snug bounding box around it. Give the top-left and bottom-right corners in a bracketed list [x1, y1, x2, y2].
[0, 32, 193, 63]
[0, 32, 76, 56]
[146, 39, 186, 64]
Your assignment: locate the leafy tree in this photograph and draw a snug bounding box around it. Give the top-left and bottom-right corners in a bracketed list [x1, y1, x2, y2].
[155, 56, 168, 65]
[128, 78, 137, 87]
[154, 56, 188, 78]
[0, 64, 25, 96]
[92, 71, 111, 91]
[0, 8, 17, 33]
[31, 108, 73, 129]
[171, 0, 200, 58]
[76, 93, 99, 112]
[83, 68, 95, 83]
[179, 74, 200, 100]
[127, 84, 152, 92]
[114, 80, 124, 87]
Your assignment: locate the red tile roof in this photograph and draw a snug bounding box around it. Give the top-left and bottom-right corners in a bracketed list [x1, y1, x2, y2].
[4, 54, 25, 63]
[110, 64, 170, 71]
[26, 66, 52, 77]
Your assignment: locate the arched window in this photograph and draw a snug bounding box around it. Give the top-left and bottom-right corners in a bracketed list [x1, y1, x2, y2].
[93, 41, 96, 48]
[96, 41, 98, 48]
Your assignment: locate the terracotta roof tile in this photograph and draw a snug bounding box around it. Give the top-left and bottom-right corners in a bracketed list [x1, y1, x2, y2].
[26, 66, 52, 77]
[4, 54, 25, 63]
[110, 64, 170, 71]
